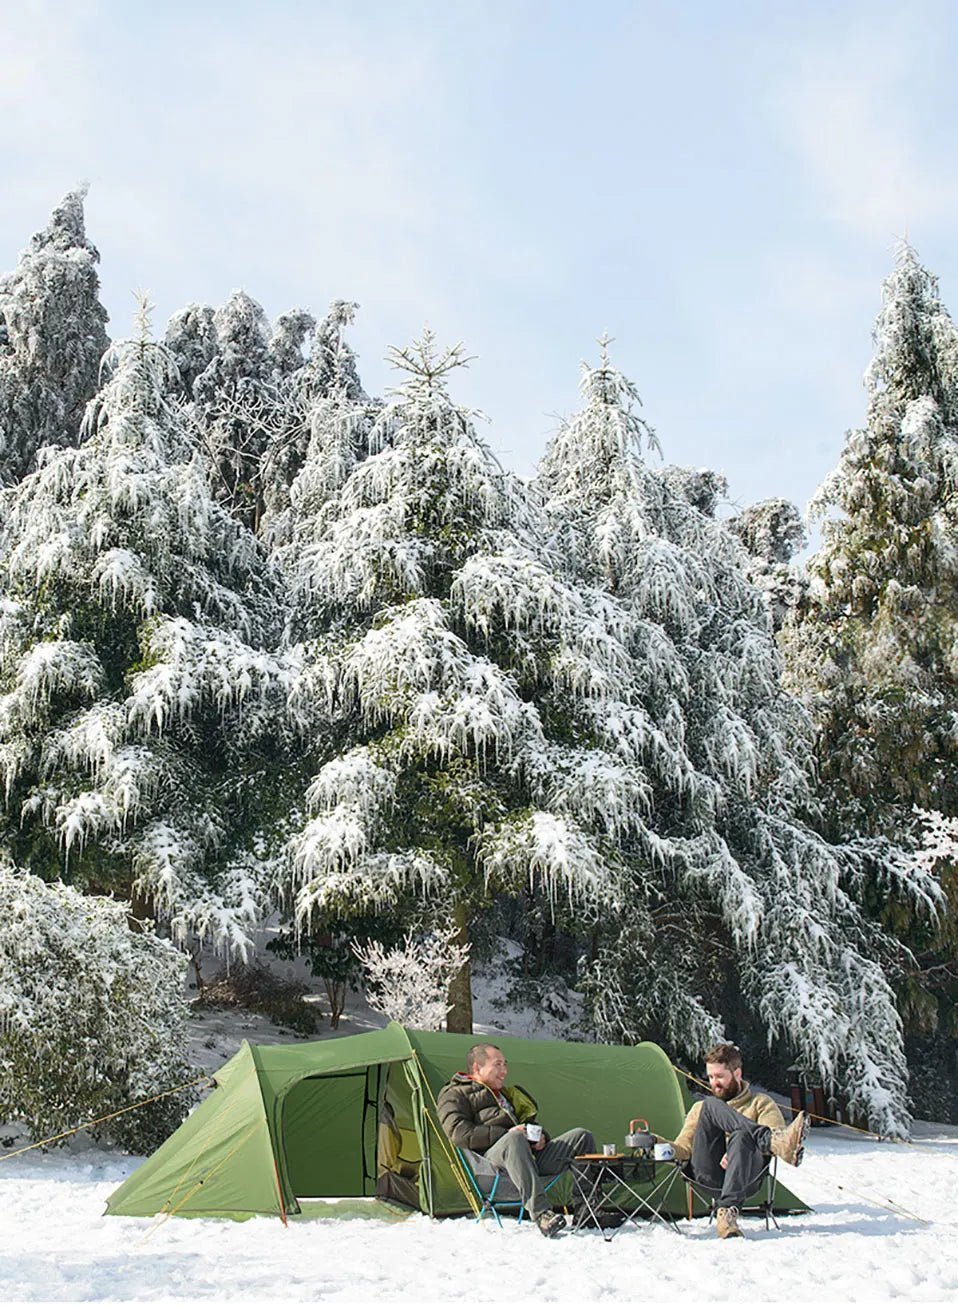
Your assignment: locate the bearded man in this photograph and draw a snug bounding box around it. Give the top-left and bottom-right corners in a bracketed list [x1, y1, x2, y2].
[664, 1042, 808, 1239]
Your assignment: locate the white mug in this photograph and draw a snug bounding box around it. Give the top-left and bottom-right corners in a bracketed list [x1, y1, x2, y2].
[654, 1142, 675, 1161]
[525, 1123, 543, 1143]
[602, 1143, 617, 1156]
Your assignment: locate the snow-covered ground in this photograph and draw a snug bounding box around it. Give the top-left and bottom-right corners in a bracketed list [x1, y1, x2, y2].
[2, 1119, 957, 1303]
[3, 951, 957, 1303]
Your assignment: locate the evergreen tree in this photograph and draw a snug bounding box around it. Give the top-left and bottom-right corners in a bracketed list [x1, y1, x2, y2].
[786, 244, 958, 837]
[191, 290, 275, 527]
[270, 308, 316, 379]
[533, 338, 940, 1132]
[276, 334, 651, 1033]
[0, 303, 290, 954]
[260, 300, 369, 532]
[729, 497, 807, 632]
[164, 303, 218, 400]
[295, 300, 364, 402]
[0, 188, 110, 484]
[190, 292, 332, 532]
[783, 244, 958, 1105]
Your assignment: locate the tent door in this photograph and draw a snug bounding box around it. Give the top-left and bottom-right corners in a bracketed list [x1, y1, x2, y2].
[279, 1065, 383, 1198]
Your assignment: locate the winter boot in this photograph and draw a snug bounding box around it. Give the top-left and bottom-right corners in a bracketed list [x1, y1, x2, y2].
[770, 1110, 808, 1167]
[535, 1210, 566, 1238]
[716, 1206, 743, 1239]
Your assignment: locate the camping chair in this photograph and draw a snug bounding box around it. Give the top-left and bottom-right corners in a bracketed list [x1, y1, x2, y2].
[455, 1147, 564, 1228]
[679, 1154, 780, 1231]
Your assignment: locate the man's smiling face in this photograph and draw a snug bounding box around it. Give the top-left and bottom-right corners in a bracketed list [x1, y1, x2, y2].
[706, 1060, 743, 1101]
[474, 1048, 508, 1093]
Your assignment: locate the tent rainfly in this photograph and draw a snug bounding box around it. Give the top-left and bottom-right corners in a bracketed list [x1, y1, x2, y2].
[105, 1023, 806, 1221]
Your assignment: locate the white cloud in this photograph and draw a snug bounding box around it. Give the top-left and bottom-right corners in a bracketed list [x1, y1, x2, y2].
[778, 16, 958, 239]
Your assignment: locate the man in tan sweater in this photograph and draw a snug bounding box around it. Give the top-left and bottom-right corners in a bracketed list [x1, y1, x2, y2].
[666, 1043, 808, 1239]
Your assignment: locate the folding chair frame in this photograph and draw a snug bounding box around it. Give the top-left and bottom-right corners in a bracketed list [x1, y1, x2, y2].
[681, 1154, 780, 1231]
[456, 1147, 563, 1228]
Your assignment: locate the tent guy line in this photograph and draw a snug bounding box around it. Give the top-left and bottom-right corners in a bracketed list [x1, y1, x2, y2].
[0, 1074, 213, 1163]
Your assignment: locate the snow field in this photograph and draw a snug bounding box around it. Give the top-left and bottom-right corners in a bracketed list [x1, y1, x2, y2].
[1, 1123, 957, 1303]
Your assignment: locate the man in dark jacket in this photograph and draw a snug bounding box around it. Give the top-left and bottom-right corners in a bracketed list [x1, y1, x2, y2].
[437, 1042, 594, 1237]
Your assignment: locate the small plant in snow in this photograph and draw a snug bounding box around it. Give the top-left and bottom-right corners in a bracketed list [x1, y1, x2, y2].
[0, 859, 192, 1152]
[914, 809, 958, 873]
[352, 929, 471, 1030]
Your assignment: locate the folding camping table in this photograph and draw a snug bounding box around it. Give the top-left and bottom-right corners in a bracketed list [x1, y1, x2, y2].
[569, 1153, 685, 1242]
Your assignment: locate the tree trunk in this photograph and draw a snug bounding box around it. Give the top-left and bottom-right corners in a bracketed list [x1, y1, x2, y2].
[189, 946, 206, 995]
[325, 978, 345, 1029]
[445, 904, 473, 1033]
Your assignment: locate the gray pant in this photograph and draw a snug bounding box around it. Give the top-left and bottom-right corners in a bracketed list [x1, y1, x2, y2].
[484, 1127, 596, 1218]
[688, 1097, 771, 1207]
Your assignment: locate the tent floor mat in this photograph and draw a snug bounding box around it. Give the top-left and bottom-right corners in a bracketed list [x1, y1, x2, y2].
[292, 1198, 414, 1221]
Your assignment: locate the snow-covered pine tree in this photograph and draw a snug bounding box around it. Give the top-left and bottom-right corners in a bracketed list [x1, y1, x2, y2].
[295, 300, 364, 403]
[0, 302, 292, 956]
[189, 292, 342, 532]
[260, 300, 370, 533]
[270, 308, 317, 380]
[191, 290, 280, 529]
[0, 188, 110, 484]
[164, 303, 218, 400]
[783, 244, 958, 1114]
[728, 497, 807, 632]
[786, 243, 958, 840]
[533, 337, 940, 1133]
[277, 333, 649, 1033]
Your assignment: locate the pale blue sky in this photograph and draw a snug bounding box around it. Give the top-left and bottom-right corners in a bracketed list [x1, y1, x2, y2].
[3, 0, 958, 521]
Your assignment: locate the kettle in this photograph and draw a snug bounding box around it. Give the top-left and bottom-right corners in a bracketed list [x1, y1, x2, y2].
[625, 1117, 654, 1152]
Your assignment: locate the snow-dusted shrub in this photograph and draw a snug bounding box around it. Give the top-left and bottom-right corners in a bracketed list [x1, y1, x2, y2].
[0, 861, 192, 1152]
[914, 808, 958, 876]
[352, 929, 470, 1030]
[195, 960, 318, 1035]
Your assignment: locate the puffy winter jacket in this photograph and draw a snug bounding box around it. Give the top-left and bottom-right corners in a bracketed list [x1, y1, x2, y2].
[437, 1072, 541, 1154]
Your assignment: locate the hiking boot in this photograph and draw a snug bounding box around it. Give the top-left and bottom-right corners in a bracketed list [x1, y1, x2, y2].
[770, 1110, 808, 1167]
[716, 1206, 743, 1239]
[535, 1210, 566, 1238]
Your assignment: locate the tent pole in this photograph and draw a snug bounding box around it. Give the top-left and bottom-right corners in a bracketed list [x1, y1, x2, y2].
[272, 1156, 288, 1227]
[411, 1051, 482, 1217]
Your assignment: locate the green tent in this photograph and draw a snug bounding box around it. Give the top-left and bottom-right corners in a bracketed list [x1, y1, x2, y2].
[105, 1023, 806, 1222]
